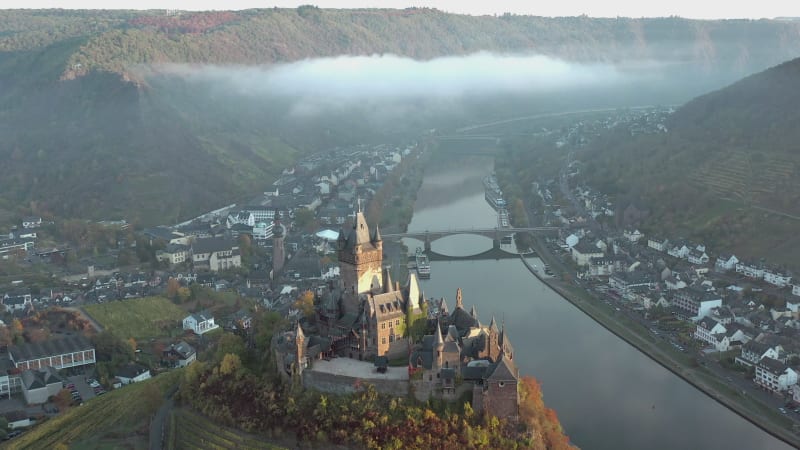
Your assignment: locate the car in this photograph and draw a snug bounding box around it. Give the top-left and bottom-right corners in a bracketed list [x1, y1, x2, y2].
[779, 407, 787, 414]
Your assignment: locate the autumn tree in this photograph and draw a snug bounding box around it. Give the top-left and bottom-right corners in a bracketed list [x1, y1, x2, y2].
[166, 277, 180, 300]
[293, 290, 315, 321]
[219, 353, 242, 377]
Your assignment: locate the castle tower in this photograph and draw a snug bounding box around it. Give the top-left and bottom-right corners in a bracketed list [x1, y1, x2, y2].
[456, 288, 463, 309]
[338, 201, 383, 316]
[433, 319, 444, 371]
[272, 210, 285, 277]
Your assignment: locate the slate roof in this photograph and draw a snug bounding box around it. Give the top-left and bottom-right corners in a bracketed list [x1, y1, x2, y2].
[172, 341, 195, 359]
[485, 354, 518, 382]
[10, 335, 93, 363]
[116, 362, 150, 379]
[193, 238, 236, 254]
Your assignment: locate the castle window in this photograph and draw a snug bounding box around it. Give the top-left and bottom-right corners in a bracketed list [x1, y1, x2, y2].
[381, 337, 386, 345]
[396, 319, 400, 325]
[498, 381, 505, 388]
[381, 323, 386, 329]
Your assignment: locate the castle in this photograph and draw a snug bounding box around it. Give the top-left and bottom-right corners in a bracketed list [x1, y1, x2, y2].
[272, 206, 519, 421]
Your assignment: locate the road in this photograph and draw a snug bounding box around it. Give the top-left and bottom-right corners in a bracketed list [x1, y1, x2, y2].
[149, 386, 178, 450]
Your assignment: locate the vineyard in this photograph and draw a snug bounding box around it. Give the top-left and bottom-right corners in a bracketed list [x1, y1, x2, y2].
[84, 296, 187, 340]
[8, 370, 182, 450]
[167, 408, 284, 450]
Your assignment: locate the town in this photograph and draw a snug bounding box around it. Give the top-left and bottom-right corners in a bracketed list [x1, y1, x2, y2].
[511, 106, 800, 425]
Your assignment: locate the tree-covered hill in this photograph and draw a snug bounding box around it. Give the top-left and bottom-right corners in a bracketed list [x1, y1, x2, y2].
[582, 57, 800, 267]
[3, 8, 800, 225]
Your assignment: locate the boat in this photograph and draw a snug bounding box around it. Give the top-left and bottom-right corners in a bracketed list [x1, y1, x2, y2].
[415, 249, 431, 279]
[484, 175, 507, 211]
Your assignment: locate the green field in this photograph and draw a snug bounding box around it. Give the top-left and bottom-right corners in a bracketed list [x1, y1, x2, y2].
[8, 370, 182, 450]
[168, 408, 285, 450]
[84, 297, 187, 340]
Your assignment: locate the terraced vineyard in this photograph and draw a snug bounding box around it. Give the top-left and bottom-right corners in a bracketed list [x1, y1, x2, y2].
[695, 150, 799, 214]
[168, 408, 285, 450]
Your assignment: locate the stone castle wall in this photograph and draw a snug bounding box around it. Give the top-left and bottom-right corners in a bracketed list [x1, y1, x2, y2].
[303, 369, 409, 396]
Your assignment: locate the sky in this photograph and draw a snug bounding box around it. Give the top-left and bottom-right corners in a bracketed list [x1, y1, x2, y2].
[4, 0, 800, 20]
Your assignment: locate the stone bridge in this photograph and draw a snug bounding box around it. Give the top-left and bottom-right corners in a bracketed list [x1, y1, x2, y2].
[383, 227, 559, 252]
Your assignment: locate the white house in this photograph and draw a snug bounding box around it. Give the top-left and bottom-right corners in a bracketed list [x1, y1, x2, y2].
[115, 362, 152, 385]
[667, 243, 691, 259]
[736, 341, 784, 367]
[166, 341, 196, 368]
[183, 311, 219, 335]
[571, 242, 604, 266]
[736, 261, 764, 279]
[763, 269, 792, 288]
[156, 244, 190, 266]
[715, 254, 739, 272]
[192, 238, 241, 272]
[647, 237, 668, 252]
[21, 217, 42, 229]
[671, 287, 722, 319]
[694, 317, 726, 346]
[793, 285, 800, 297]
[754, 358, 798, 394]
[623, 229, 644, 243]
[687, 249, 710, 265]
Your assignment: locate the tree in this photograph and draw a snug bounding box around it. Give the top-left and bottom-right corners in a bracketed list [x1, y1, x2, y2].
[177, 287, 191, 303]
[215, 333, 246, 362]
[128, 337, 138, 355]
[293, 290, 315, 320]
[166, 278, 180, 299]
[219, 353, 242, 377]
[294, 208, 316, 232]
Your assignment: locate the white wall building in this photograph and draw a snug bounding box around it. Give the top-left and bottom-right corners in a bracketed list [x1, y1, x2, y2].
[183, 311, 219, 335]
[754, 358, 798, 394]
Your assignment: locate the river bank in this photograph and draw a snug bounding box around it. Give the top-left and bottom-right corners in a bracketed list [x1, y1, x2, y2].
[526, 235, 800, 448]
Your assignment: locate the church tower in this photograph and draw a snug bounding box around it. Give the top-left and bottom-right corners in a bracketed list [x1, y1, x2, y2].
[337, 201, 383, 316]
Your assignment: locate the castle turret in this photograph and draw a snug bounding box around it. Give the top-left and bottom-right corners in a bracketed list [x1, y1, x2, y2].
[456, 287, 463, 309]
[338, 202, 383, 316]
[433, 319, 444, 370]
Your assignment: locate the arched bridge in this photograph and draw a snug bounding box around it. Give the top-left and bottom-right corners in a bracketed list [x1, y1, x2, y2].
[382, 227, 559, 252]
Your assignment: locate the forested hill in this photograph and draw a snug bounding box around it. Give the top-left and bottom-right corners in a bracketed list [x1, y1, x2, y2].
[582, 57, 800, 268]
[2, 8, 800, 82]
[2, 8, 800, 226]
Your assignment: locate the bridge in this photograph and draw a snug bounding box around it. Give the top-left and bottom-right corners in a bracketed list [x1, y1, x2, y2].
[383, 227, 559, 253]
[410, 247, 536, 262]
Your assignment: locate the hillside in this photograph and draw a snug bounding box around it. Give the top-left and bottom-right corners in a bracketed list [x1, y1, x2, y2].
[3, 9, 800, 225]
[582, 57, 800, 268]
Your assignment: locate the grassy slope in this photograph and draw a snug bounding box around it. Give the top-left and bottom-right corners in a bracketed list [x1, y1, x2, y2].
[8, 370, 182, 450]
[83, 296, 187, 340]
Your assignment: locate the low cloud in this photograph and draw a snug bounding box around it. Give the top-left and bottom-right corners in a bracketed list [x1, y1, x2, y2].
[154, 52, 632, 118]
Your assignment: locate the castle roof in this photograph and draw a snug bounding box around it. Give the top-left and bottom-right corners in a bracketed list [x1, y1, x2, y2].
[486, 354, 518, 382]
[434, 319, 444, 349]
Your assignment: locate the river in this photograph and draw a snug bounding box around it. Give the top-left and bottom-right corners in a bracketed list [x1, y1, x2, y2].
[403, 156, 790, 450]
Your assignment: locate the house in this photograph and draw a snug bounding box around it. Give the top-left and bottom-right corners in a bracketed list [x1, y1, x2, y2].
[623, 229, 644, 243]
[226, 211, 255, 228]
[0, 237, 35, 257]
[754, 358, 798, 394]
[164, 341, 196, 368]
[115, 362, 151, 385]
[3, 295, 32, 313]
[763, 269, 792, 288]
[20, 367, 63, 405]
[227, 309, 252, 332]
[667, 242, 691, 259]
[687, 249, 710, 265]
[735, 341, 785, 367]
[183, 311, 219, 335]
[647, 237, 668, 252]
[694, 317, 727, 346]
[670, 287, 722, 319]
[715, 254, 739, 272]
[156, 243, 190, 266]
[608, 271, 656, 297]
[664, 275, 687, 291]
[586, 256, 620, 278]
[571, 242, 604, 266]
[2, 410, 32, 429]
[793, 285, 800, 297]
[736, 261, 764, 279]
[191, 238, 241, 272]
[21, 217, 42, 229]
